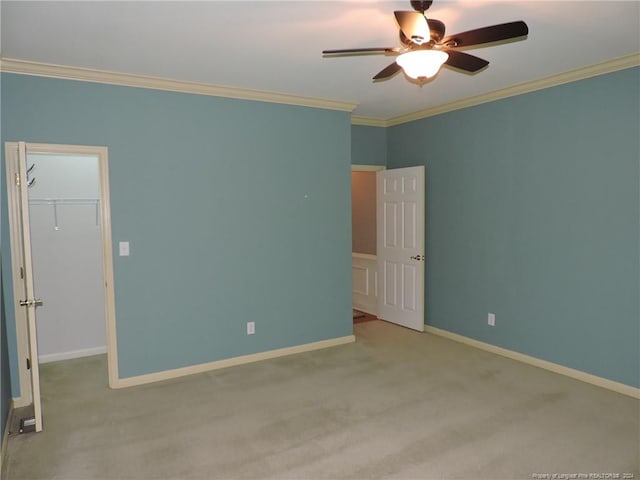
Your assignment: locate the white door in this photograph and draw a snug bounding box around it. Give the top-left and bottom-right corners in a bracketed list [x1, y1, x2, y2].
[376, 166, 425, 332]
[5, 141, 44, 431]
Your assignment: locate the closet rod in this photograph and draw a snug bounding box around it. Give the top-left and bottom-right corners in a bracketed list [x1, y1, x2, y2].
[29, 198, 99, 205]
[28, 198, 101, 229]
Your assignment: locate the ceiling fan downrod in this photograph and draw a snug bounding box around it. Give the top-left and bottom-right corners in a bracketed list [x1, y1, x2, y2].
[410, 1, 433, 13]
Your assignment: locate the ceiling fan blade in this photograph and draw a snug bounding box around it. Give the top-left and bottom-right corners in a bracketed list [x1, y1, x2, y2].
[322, 47, 401, 55]
[443, 50, 489, 72]
[394, 11, 430, 45]
[427, 19, 445, 42]
[441, 21, 528, 48]
[373, 61, 402, 80]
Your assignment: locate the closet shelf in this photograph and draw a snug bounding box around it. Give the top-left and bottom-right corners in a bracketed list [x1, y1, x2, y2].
[29, 198, 101, 230]
[29, 198, 99, 206]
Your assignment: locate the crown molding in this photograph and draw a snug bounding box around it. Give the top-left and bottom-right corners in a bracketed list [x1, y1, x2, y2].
[386, 53, 640, 127]
[0, 58, 358, 113]
[351, 116, 387, 127]
[2, 54, 637, 125]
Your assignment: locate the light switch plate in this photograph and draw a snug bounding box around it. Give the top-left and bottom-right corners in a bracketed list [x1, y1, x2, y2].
[119, 241, 130, 256]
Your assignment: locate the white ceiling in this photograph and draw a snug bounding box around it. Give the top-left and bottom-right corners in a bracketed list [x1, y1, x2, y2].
[1, 1, 639, 120]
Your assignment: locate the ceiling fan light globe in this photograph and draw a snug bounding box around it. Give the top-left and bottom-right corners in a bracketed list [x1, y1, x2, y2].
[396, 50, 449, 80]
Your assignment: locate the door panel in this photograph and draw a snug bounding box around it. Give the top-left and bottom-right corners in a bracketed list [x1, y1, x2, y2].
[383, 261, 398, 307]
[384, 202, 398, 247]
[376, 166, 425, 332]
[403, 202, 416, 248]
[403, 264, 417, 311]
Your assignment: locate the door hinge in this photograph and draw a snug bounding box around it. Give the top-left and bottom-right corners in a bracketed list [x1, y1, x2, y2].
[15, 173, 20, 186]
[26, 358, 31, 370]
[20, 267, 24, 279]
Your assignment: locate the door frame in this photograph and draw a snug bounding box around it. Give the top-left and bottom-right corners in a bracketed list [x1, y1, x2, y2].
[5, 142, 119, 405]
[351, 165, 386, 173]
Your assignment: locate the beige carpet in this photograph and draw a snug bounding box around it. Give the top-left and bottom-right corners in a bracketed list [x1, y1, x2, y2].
[2, 320, 638, 479]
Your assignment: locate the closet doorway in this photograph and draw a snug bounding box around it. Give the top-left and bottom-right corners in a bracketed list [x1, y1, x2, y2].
[28, 153, 106, 362]
[5, 142, 117, 430]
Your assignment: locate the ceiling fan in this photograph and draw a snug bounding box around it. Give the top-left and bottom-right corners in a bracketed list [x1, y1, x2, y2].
[322, 0, 529, 83]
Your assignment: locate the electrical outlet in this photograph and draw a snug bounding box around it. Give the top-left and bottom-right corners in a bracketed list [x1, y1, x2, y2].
[488, 313, 496, 327]
[247, 322, 255, 335]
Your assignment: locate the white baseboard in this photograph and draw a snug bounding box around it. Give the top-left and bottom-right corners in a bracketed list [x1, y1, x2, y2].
[39, 346, 107, 364]
[113, 335, 356, 389]
[11, 396, 28, 409]
[425, 326, 640, 399]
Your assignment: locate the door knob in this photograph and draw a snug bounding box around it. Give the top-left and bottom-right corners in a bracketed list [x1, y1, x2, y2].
[410, 255, 424, 261]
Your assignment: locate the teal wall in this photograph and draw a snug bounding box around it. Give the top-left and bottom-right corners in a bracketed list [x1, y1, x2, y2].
[351, 125, 386, 166]
[387, 67, 640, 387]
[0, 133, 20, 395]
[1, 73, 353, 379]
[1, 259, 12, 440]
[2, 67, 637, 392]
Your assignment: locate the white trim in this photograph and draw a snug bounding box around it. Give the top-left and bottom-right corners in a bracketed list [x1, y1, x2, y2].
[112, 335, 356, 389]
[39, 346, 107, 364]
[0, 58, 358, 113]
[351, 165, 385, 172]
[352, 252, 377, 261]
[96, 147, 120, 389]
[425, 326, 640, 399]
[1, 55, 636, 125]
[351, 117, 387, 127]
[386, 53, 640, 126]
[11, 396, 29, 409]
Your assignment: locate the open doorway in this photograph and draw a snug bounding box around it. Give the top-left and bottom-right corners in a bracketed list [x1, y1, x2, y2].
[27, 153, 107, 363]
[351, 166, 384, 324]
[351, 165, 426, 331]
[5, 142, 118, 432]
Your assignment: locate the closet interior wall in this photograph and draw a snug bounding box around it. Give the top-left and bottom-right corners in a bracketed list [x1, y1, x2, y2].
[27, 153, 106, 362]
